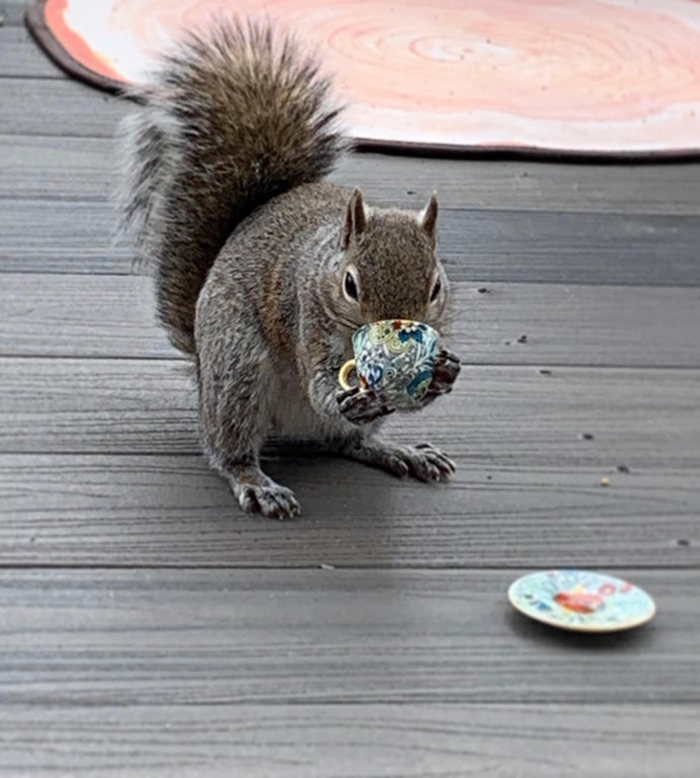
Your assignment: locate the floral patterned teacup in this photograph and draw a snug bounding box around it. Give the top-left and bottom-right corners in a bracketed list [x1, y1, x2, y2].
[339, 319, 439, 409]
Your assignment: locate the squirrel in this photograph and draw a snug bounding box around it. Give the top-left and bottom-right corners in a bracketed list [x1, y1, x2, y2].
[118, 19, 461, 519]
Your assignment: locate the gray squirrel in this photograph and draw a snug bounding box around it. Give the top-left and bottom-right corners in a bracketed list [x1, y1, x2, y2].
[118, 19, 461, 519]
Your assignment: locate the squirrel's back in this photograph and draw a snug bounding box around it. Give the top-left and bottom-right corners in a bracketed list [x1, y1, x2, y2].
[117, 19, 346, 353]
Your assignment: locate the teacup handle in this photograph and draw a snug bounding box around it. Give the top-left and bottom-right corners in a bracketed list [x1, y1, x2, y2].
[338, 359, 357, 391]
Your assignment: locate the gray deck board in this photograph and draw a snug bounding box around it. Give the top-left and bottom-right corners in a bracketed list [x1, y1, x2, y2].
[1, 703, 698, 778]
[2, 358, 699, 467]
[0, 568, 697, 705]
[0, 25, 65, 78]
[0, 454, 697, 568]
[0, 76, 127, 137]
[0, 199, 131, 274]
[3, 197, 700, 285]
[0, 0, 29, 27]
[1, 23, 700, 777]
[2, 275, 700, 367]
[5, 132, 700, 216]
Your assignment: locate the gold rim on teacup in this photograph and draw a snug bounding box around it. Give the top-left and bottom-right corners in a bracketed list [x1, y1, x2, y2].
[338, 359, 358, 392]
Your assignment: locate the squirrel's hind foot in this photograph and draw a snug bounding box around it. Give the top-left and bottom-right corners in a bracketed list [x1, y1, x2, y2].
[228, 465, 301, 520]
[342, 440, 456, 483]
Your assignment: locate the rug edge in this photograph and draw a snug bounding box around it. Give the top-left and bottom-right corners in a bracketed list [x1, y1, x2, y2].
[25, 0, 125, 94]
[22, 0, 700, 161]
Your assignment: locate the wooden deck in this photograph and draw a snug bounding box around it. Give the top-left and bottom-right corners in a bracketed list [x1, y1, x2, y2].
[1, 2, 699, 774]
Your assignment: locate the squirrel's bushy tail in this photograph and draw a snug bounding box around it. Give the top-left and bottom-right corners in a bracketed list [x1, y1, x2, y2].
[118, 19, 346, 353]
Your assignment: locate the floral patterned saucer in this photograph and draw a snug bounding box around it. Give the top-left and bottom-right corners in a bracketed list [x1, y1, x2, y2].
[508, 570, 656, 633]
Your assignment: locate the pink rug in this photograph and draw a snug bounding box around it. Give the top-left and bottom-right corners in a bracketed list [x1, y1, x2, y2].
[26, 0, 700, 158]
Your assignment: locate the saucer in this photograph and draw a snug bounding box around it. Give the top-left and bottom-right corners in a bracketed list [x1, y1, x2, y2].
[508, 570, 656, 633]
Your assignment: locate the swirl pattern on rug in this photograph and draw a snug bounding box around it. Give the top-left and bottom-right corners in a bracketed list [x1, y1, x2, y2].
[28, 0, 700, 155]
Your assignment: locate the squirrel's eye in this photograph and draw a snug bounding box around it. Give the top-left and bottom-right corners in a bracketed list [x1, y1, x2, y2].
[344, 271, 359, 301]
[430, 277, 442, 303]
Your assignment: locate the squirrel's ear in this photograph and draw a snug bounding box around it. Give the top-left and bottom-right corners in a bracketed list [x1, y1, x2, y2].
[418, 193, 438, 247]
[341, 188, 367, 249]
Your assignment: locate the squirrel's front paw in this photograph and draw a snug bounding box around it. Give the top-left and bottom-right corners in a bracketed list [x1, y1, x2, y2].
[389, 443, 456, 482]
[423, 349, 461, 405]
[233, 481, 301, 520]
[343, 440, 456, 482]
[337, 387, 396, 425]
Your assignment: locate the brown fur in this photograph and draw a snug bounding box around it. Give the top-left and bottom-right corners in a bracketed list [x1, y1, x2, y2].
[118, 20, 345, 353]
[118, 19, 460, 519]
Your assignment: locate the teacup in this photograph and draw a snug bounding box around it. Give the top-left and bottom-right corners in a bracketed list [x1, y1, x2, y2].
[339, 319, 439, 409]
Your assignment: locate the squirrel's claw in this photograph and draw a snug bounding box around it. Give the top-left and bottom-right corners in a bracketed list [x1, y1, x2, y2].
[433, 348, 462, 388]
[422, 349, 461, 404]
[337, 387, 396, 425]
[342, 440, 456, 482]
[232, 479, 301, 520]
